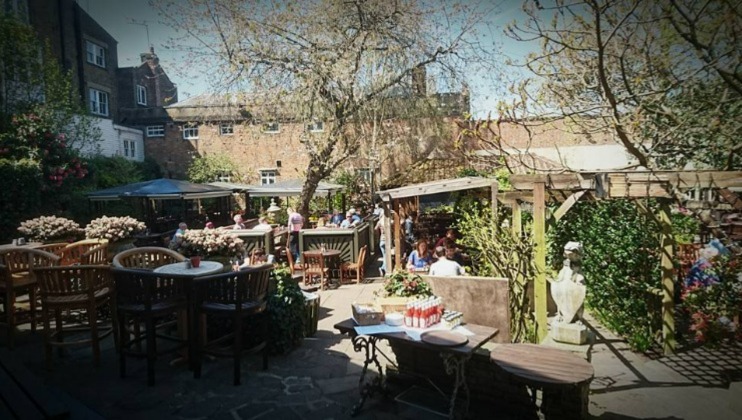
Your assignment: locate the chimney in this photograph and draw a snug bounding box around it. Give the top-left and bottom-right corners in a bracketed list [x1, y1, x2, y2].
[140, 46, 159, 66]
[412, 67, 426, 97]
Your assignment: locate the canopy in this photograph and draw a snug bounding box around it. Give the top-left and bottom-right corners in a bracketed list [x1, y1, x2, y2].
[244, 179, 345, 197]
[87, 178, 233, 201]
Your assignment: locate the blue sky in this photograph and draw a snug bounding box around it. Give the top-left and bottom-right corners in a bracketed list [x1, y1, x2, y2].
[83, 0, 537, 118]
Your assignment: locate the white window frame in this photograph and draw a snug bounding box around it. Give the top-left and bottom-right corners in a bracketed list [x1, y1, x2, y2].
[146, 125, 164, 137]
[182, 125, 199, 140]
[136, 85, 147, 106]
[219, 123, 234, 136]
[260, 170, 277, 185]
[307, 121, 324, 132]
[85, 41, 106, 68]
[123, 140, 130, 157]
[263, 121, 280, 133]
[89, 88, 109, 116]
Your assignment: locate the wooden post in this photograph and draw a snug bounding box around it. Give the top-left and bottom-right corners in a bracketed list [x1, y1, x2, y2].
[491, 181, 498, 222]
[393, 199, 402, 270]
[659, 200, 677, 355]
[533, 182, 547, 342]
[512, 200, 522, 238]
[383, 198, 392, 275]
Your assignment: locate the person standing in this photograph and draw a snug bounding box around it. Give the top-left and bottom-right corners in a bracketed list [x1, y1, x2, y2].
[375, 213, 388, 276]
[287, 207, 304, 262]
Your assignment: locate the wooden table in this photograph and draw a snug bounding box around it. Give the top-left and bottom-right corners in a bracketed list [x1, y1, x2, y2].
[490, 343, 594, 418]
[335, 318, 498, 418]
[153, 261, 223, 276]
[304, 249, 343, 285]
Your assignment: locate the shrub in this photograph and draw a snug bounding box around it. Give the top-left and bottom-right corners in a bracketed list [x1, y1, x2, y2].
[0, 158, 42, 242]
[171, 229, 245, 257]
[266, 266, 306, 354]
[378, 271, 432, 297]
[18, 215, 83, 242]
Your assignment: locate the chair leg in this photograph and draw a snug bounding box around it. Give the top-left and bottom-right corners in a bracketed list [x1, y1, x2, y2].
[54, 309, 63, 357]
[42, 307, 52, 370]
[145, 316, 156, 386]
[89, 304, 100, 367]
[233, 315, 242, 386]
[118, 313, 128, 378]
[29, 288, 37, 333]
[5, 291, 14, 350]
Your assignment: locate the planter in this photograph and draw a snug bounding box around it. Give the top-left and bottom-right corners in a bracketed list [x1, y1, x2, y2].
[108, 238, 137, 257]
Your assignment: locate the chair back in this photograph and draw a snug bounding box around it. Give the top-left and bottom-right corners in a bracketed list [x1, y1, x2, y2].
[111, 267, 190, 310]
[358, 245, 368, 267]
[36, 242, 71, 255]
[286, 246, 299, 274]
[195, 264, 272, 312]
[302, 252, 325, 271]
[0, 264, 9, 288]
[58, 241, 104, 266]
[81, 243, 109, 265]
[33, 265, 111, 302]
[112, 246, 186, 270]
[0, 247, 60, 275]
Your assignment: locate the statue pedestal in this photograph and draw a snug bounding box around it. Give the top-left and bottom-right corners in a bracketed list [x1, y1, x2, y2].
[552, 322, 588, 345]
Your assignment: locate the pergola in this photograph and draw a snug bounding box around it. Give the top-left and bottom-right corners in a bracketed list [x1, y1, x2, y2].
[210, 179, 347, 213]
[378, 171, 742, 354]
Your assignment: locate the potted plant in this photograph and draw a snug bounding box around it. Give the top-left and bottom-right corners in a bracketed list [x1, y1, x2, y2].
[171, 229, 245, 266]
[84, 216, 146, 254]
[18, 215, 84, 243]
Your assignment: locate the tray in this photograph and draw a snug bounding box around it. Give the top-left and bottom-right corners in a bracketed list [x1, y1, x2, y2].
[420, 330, 468, 347]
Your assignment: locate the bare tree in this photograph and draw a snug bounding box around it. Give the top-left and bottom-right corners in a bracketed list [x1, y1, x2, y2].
[495, 0, 741, 171]
[153, 0, 497, 216]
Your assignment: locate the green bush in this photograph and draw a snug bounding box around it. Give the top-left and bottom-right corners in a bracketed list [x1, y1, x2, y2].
[0, 159, 43, 241]
[266, 266, 306, 354]
[548, 199, 662, 351]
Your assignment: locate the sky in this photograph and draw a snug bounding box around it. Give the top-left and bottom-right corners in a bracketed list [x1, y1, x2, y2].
[82, 0, 537, 118]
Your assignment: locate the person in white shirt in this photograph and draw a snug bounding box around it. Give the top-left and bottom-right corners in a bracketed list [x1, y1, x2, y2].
[340, 212, 355, 228]
[428, 246, 465, 277]
[252, 216, 272, 231]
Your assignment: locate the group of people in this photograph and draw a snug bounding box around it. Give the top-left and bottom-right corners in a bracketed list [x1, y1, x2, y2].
[406, 229, 466, 276]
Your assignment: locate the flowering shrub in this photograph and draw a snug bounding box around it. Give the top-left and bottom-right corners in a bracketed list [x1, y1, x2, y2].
[377, 270, 432, 298]
[17, 215, 83, 242]
[84, 216, 146, 242]
[172, 229, 245, 257]
[681, 253, 742, 345]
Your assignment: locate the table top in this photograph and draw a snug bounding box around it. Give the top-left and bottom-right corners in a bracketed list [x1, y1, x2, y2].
[489, 343, 594, 387]
[153, 261, 223, 276]
[334, 318, 498, 356]
[304, 249, 341, 257]
[0, 242, 44, 251]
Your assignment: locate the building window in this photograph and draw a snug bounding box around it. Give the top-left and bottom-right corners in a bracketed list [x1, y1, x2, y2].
[307, 121, 324, 132]
[123, 140, 136, 158]
[219, 123, 234, 135]
[356, 168, 372, 185]
[260, 170, 276, 185]
[85, 41, 106, 68]
[263, 121, 280, 133]
[136, 85, 147, 105]
[146, 125, 164, 137]
[89, 88, 109, 116]
[182, 125, 199, 140]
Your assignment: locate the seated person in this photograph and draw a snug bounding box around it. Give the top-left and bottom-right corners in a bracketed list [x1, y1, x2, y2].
[435, 229, 457, 249]
[232, 214, 246, 230]
[169, 222, 187, 249]
[330, 209, 344, 226]
[443, 238, 465, 265]
[407, 239, 433, 271]
[429, 246, 465, 276]
[349, 208, 362, 224]
[236, 249, 275, 270]
[340, 212, 358, 228]
[252, 216, 273, 231]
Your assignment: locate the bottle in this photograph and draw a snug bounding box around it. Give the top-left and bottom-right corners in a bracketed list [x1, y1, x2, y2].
[404, 301, 413, 327]
[412, 301, 420, 328]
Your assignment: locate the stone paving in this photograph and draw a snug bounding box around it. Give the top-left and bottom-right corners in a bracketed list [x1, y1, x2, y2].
[3, 267, 742, 420]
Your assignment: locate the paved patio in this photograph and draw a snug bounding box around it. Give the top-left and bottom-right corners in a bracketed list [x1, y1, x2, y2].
[3, 270, 742, 420]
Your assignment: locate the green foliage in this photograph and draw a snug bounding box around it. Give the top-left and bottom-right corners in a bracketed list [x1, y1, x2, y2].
[456, 166, 512, 191]
[266, 265, 306, 354]
[457, 204, 537, 343]
[378, 271, 432, 298]
[187, 153, 241, 184]
[331, 169, 370, 211]
[671, 211, 700, 244]
[548, 200, 662, 351]
[85, 155, 157, 189]
[0, 159, 42, 241]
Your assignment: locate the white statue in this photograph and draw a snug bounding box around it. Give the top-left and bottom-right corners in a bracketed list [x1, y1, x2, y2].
[551, 241, 586, 325]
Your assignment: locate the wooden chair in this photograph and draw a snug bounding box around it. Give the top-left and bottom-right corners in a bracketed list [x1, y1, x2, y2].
[81, 243, 109, 265]
[112, 247, 186, 270]
[33, 265, 114, 369]
[285, 246, 303, 278]
[193, 264, 272, 385]
[111, 267, 191, 386]
[58, 240, 106, 266]
[36, 242, 70, 255]
[0, 248, 60, 349]
[341, 245, 367, 285]
[302, 252, 329, 291]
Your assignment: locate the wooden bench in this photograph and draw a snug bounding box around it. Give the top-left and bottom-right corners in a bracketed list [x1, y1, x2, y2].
[490, 344, 594, 420]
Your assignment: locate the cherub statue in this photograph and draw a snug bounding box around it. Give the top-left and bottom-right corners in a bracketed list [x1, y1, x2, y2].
[551, 241, 586, 324]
